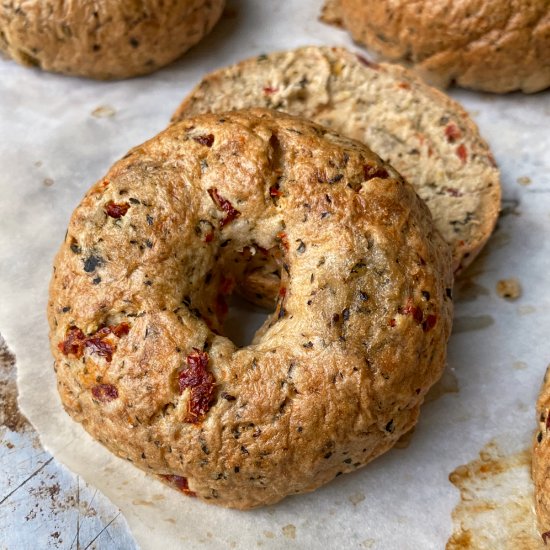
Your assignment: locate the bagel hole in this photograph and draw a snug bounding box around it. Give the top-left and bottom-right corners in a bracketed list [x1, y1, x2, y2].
[222, 294, 272, 348]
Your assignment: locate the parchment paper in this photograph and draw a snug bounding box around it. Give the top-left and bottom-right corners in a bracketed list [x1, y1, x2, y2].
[1, 1, 549, 548]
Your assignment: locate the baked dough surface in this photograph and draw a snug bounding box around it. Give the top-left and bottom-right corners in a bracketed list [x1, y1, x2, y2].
[49, 109, 453, 509]
[0, 0, 225, 79]
[322, 0, 550, 93]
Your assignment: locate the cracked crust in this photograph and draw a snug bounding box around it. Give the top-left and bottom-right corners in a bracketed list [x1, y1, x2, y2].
[0, 0, 225, 79]
[321, 0, 550, 93]
[49, 109, 453, 509]
[172, 46, 501, 275]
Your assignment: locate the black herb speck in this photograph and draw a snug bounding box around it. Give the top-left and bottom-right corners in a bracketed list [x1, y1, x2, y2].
[129, 197, 140, 204]
[359, 291, 369, 301]
[129, 37, 139, 48]
[296, 240, 306, 254]
[342, 308, 350, 321]
[328, 174, 343, 184]
[145, 239, 153, 249]
[385, 420, 394, 433]
[303, 341, 313, 349]
[324, 452, 333, 459]
[351, 261, 366, 274]
[70, 243, 81, 254]
[146, 215, 153, 226]
[62, 306, 71, 313]
[83, 255, 103, 273]
[221, 392, 236, 401]
[92, 276, 101, 285]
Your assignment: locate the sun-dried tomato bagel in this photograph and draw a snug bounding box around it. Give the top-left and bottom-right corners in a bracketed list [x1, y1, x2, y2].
[48, 109, 453, 509]
[321, 0, 550, 93]
[533, 367, 550, 539]
[0, 0, 225, 79]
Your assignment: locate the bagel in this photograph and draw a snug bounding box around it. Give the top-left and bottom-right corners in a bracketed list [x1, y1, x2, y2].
[533, 368, 550, 540]
[171, 46, 501, 282]
[48, 109, 453, 509]
[321, 0, 550, 93]
[0, 0, 225, 79]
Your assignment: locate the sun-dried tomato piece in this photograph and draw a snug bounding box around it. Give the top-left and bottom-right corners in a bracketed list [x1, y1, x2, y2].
[445, 123, 461, 143]
[58, 323, 130, 362]
[263, 86, 278, 95]
[276, 231, 289, 251]
[91, 383, 118, 402]
[456, 144, 468, 163]
[85, 336, 114, 362]
[105, 201, 130, 218]
[179, 350, 216, 423]
[400, 298, 424, 325]
[162, 474, 196, 497]
[193, 134, 215, 147]
[269, 185, 282, 197]
[542, 531, 550, 544]
[58, 326, 86, 358]
[208, 187, 241, 227]
[111, 322, 130, 338]
[422, 314, 437, 332]
[445, 187, 463, 197]
[363, 164, 389, 181]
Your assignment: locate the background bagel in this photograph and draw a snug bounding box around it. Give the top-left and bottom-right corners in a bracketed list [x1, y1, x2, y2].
[533, 368, 550, 538]
[0, 0, 225, 79]
[321, 0, 550, 93]
[48, 108, 453, 509]
[172, 46, 501, 278]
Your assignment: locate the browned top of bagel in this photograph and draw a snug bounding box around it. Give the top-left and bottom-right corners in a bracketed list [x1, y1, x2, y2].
[0, 0, 225, 79]
[322, 0, 550, 93]
[49, 109, 453, 509]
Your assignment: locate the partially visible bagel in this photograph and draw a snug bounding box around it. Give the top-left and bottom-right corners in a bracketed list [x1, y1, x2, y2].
[172, 46, 501, 275]
[321, 0, 550, 93]
[533, 368, 550, 541]
[48, 109, 453, 509]
[0, 0, 225, 79]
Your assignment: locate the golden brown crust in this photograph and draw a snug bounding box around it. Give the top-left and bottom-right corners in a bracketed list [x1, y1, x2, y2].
[49, 109, 453, 509]
[0, 0, 225, 79]
[323, 0, 550, 93]
[533, 367, 550, 540]
[171, 46, 501, 275]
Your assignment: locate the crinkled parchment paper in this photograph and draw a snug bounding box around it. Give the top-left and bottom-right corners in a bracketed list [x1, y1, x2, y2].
[1, 1, 550, 548]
